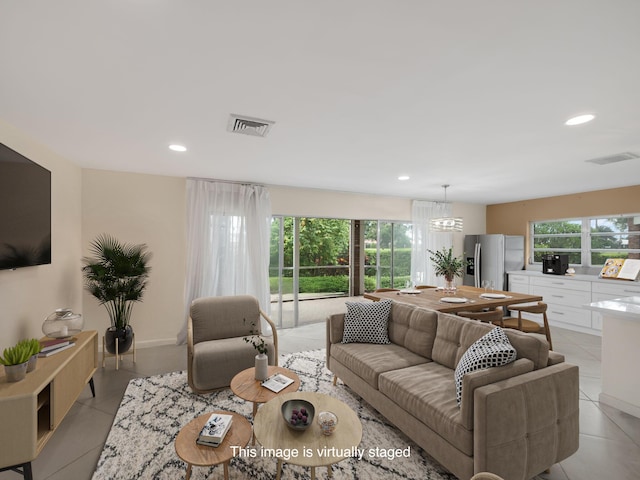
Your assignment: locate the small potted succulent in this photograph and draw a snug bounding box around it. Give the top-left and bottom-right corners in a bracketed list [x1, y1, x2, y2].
[0, 342, 33, 382]
[18, 338, 42, 372]
[243, 320, 269, 381]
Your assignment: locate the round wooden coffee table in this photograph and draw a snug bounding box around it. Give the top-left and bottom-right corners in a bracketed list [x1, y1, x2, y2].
[253, 391, 363, 480]
[230, 366, 301, 417]
[175, 410, 251, 480]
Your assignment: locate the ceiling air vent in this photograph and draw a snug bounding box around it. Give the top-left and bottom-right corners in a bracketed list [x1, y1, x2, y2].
[585, 152, 640, 165]
[227, 114, 274, 137]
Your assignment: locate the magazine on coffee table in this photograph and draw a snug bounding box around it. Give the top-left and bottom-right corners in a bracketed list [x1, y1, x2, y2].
[262, 373, 294, 393]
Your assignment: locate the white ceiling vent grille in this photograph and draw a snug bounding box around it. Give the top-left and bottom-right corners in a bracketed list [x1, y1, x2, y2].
[227, 114, 274, 137]
[585, 152, 640, 165]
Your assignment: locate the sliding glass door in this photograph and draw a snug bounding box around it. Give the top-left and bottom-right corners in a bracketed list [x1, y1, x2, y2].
[270, 216, 351, 328]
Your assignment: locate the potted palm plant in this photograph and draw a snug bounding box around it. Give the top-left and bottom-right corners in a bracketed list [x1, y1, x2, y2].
[428, 247, 467, 293]
[82, 234, 152, 355]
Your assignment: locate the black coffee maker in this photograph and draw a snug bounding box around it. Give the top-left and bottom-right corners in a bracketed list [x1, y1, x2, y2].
[542, 254, 569, 275]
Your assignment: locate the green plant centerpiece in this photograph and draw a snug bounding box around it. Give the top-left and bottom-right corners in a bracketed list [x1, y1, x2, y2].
[82, 234, 152, 355]
[428, 247, 467, 293]
[0, 342, 33, 382]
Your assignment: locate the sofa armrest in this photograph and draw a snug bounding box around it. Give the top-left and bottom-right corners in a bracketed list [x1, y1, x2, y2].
[473, 363, 579, 480]
[548, 350, 565, 365]
[326, 313, 345, 371]
[460, 358, 534, 430]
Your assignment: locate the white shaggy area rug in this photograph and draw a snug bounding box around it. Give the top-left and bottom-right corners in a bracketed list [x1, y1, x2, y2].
[92, 349, 461, 480]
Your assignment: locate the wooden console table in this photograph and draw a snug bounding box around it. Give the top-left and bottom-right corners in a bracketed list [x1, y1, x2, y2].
[0, 330, 98, 479]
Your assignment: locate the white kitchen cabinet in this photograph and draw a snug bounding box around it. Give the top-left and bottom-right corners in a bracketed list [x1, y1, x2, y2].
[507, 270, 640, 336]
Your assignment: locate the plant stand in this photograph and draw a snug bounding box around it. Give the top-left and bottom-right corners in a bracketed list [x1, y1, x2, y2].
[102, 332, 136, 370]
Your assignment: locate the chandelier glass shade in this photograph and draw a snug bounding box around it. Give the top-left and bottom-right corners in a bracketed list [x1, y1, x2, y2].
[430, 185, 464, 232]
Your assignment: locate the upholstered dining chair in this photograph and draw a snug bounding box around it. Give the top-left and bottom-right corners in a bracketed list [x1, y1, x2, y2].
[502, 302, 553, 350]
[457, 308, 504, 327]
[187, 295, 278, 394]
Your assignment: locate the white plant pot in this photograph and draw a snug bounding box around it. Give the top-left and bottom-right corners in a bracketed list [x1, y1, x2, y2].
[254, 353, 269, 381]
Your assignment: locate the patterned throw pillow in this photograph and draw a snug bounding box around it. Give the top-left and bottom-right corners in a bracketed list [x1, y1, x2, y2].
[341, 299, 392, 344]
[454, 327, 517, 406]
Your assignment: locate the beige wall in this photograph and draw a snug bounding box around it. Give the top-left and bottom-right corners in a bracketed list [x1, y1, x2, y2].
[0, 120, 82, 352]
[487, 185, 640, 235]
[487, 185, 640, 266]
[81, 169, 187, 348]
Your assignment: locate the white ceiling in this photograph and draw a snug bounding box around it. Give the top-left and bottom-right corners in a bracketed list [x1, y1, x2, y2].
[2, 1, 640, 205]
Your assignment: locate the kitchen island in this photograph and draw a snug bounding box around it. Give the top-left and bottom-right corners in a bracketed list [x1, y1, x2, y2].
[585, 296, 640, 419]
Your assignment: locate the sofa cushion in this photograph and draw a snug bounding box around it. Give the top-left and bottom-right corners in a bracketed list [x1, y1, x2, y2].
[432, 313, 549, 370]
[387, 302, 438, 358]
[331, 342, 429, 388]
[454, 327, 517, 406]
[378, 362, 473, 456]
[342, 299, 392, 344]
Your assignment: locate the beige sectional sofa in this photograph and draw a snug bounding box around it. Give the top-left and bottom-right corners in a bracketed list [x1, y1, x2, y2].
[326, 301, 579, 480]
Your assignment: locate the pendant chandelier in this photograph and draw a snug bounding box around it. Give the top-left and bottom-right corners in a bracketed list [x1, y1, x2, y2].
[430, 185, 464, 232]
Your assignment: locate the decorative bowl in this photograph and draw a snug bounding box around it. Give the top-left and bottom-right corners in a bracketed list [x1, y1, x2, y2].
[317, 411, 338, 435]
[281, 399, 315, 431]
[42, 309, 84, 339]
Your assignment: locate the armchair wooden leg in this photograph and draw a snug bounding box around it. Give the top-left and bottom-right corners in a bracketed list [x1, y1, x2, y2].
[333, 375, 338, 386]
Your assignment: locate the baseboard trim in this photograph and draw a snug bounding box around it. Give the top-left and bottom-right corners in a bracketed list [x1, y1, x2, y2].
[599, 392, 640, 419]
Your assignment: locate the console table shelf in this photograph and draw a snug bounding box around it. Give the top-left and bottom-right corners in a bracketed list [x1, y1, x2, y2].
[0, 330, 98, 479]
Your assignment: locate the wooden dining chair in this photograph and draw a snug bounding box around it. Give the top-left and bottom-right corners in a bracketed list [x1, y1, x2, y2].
[374, 288, 400, 292]
[457, 308, 504, 327]
[502, 302, 553, 350]
[415, 285, 437, 289]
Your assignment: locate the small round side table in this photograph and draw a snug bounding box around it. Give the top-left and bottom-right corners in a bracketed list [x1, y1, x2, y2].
[175, 410, 251, 480]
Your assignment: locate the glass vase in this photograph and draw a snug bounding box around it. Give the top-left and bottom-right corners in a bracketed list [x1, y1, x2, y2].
[444, 278, 457, 294]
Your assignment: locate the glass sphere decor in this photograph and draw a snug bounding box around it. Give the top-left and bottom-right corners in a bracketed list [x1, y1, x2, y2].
[42, 309, 84, 338]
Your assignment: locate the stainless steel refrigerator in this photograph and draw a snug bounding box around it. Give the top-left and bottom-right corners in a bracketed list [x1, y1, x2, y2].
[463, 234, 525, 290]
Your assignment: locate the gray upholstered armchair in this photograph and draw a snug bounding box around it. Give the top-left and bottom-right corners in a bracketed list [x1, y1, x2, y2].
[187, 295, 278, 394]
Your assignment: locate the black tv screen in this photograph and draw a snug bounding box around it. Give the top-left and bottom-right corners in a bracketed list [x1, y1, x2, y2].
[0, 143, 51, 270]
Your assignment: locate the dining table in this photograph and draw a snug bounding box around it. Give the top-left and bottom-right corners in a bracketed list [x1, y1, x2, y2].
[363, 285, 542, 314]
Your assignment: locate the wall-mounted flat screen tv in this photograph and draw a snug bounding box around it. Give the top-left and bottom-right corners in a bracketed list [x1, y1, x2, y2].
[0, 142, 51, 270]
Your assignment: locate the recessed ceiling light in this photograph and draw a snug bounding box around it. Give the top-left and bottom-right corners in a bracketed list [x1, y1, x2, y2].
[565, 114, 595, 126]
[398, 175, 410, 181]
[169, 144, 187, 152]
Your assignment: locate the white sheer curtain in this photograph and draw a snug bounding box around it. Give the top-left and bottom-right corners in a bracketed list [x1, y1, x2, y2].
[177, 179, 272, 344]
[411, 200, 453, 287]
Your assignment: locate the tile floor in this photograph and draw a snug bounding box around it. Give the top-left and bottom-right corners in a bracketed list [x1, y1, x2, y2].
[2, 322, 639, 480]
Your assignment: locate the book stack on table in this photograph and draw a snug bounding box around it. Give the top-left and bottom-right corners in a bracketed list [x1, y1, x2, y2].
[196, 413, 233, 447]
[39, 338, 76, 357]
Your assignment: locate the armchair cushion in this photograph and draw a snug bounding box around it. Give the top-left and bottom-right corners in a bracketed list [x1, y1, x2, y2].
[192, 337, 276, 391]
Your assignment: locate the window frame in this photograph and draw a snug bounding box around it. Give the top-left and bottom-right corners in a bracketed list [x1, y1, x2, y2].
[530, 214, 640, 267]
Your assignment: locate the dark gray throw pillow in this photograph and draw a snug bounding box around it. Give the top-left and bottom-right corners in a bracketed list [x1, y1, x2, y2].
[454, 326, 517, 406]
[342, 299, 392, 344]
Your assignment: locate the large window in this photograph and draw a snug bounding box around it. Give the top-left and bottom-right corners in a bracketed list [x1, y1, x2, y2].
[269, 216, 413, 327]
[364, 220, 412, 290]
[531, 215, 640, 266]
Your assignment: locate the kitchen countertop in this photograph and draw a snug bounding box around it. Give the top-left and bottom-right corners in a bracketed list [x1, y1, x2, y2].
[585, 296, 640, 321]
[507, 269, 640, 286]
